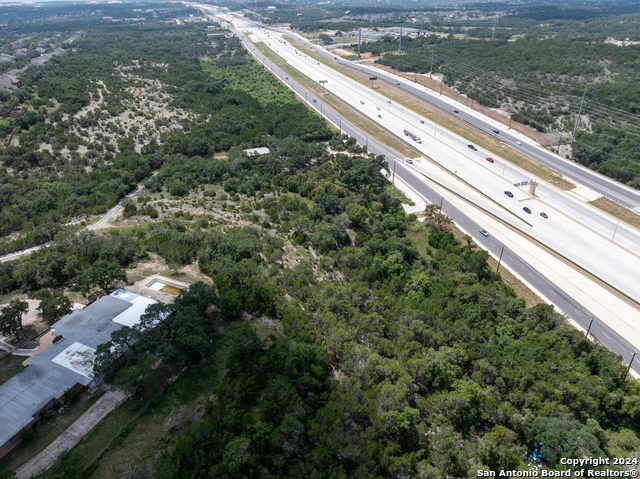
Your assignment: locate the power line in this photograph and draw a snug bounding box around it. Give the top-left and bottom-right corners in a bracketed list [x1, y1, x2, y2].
[573, 140, 640, 167]
[429, 52, 640, 137]
[381, 43, 640, 140]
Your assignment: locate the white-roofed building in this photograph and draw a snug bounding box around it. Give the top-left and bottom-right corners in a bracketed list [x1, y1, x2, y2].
[0, 289, 159, 460]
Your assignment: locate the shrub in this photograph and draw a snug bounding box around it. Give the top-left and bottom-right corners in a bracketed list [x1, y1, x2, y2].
[21, 427, 34, 442]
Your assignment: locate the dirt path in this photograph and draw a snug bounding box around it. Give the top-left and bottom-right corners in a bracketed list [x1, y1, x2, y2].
[15, 389, 127, 479]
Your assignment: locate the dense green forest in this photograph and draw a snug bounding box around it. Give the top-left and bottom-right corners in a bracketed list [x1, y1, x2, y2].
[0, 23, 329, 255]
[1, 5, 640, 479]
[5, 124, 639, 479]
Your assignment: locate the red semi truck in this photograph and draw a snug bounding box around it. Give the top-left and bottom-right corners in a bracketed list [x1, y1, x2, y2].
[404, 128, 422, 144]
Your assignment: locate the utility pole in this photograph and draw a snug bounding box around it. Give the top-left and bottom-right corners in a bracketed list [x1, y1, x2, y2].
[399, 26, 402, 52]
[357, 29, 361, 59]
[502, 159, 507, 178]
[429, 48, 434, 79]
[492, 17, 496, 40]
[392, 162, 396, 183]
[571, 87, 587, 144]
[585, 317, 594, 338]
[496, 245, 505, 272]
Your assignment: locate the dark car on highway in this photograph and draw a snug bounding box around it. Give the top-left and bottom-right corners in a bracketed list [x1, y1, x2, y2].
[523, 207, 532, 214]
[504, 191, 513, 197]
[453, 110, 459, 114]
[493, 129, 499, 134]
[467, 144, 474, 149]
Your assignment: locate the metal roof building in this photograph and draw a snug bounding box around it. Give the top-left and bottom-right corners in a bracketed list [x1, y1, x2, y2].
[244, 147, 271, 156]
[0, 290, 156, 459]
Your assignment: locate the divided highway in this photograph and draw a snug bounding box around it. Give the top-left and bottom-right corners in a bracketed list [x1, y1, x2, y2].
[228, 29, 640, 376]
[246, 26, 640, 305]
[288, 35, 640, 212]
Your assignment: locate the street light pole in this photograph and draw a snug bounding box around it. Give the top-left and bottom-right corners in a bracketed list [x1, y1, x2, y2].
[612, 208, 624, 241]
[497, 245, 505, 272]
[625, 352, 636, 380]
[585, 317, 594, 338]
[502, 158, 507, 178]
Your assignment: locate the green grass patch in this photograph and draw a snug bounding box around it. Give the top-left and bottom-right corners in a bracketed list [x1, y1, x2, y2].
[589, 196, 640, 232]
[384, 184, 413, 205]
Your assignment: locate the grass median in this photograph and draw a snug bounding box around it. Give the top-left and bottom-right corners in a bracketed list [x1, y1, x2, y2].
[284, 36, 576, 191]
[589, 196, 640, 231]
[253, 42, 420, 159]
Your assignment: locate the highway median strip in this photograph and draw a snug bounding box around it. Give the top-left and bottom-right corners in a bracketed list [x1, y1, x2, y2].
[253, 33, 640, 313]
[285, 35, 577, 192]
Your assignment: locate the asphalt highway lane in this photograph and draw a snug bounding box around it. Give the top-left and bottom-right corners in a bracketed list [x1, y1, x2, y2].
[232, 30, 640, 376]
[245, 27, 640, 304]
[291, 36, 640, 212]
